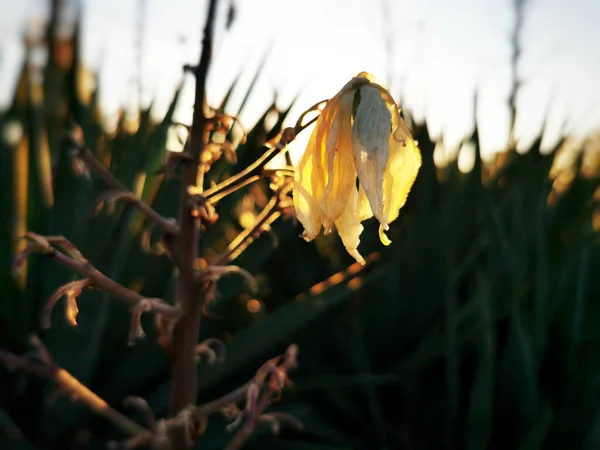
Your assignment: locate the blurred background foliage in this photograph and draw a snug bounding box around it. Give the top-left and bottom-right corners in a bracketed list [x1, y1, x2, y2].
[1, 2, 600, 450]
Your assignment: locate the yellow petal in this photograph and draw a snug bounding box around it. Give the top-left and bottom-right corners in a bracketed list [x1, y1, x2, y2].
[334, 186, 366, 265]
[314, 93, 343, 222]
[293, 126, 325, 241]
[355, 72, 387, 89]
[378, 224, 392, 246]
[351, 85, 391, 229]
[379, 118, 422, 245]
[357, 184, 373, 222]
[322, 92, 356, 229]
[321, 107, 339, 233]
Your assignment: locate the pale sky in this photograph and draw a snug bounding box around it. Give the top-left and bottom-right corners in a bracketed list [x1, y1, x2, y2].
[1, 0, 599, 160]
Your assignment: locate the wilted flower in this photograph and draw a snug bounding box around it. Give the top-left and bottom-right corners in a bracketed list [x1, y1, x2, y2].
[293, 72, 422, 264]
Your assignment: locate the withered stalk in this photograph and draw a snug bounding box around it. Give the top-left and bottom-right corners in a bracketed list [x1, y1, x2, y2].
[169, 0, 218, 416]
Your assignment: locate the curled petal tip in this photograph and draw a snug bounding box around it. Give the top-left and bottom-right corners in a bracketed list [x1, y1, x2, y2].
[378, 225, 392, 246]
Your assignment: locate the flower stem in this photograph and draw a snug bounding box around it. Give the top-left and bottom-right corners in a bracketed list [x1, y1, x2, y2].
[170, 0, 218, 421]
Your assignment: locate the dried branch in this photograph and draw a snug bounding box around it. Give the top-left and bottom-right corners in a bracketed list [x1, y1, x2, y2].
[123, 396, 158, 431]
[195, 263, 258, 292]
[193, 382, 252, 417]
[194, 338, 226, 365]
[187, 344, 300, 432]
[198, 106, 322, 206]
[42, 278, 91, 328]
[96, 189, 180, 235]
[0, 337, 148, 438]
[224, 344, 301, 450]
[169, 0, 219, 419]
[140, 221, 168, 255]
[69, 127, 180, 235]
[16, 233, 180, 343]
[128, 299, 170, 345]
[213, 178, 294, 265]
[167, 69, 323, 423]
[110, 345, 299, 450]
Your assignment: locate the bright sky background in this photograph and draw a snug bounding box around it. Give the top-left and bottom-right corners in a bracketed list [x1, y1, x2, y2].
[1, 0, 599, 161]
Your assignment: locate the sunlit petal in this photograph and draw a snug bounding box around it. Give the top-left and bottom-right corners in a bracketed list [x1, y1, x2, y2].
[357, 184, 373, 222]
[351, 85, 391, 229]
[380, 120, 422, 245]
[323, 92, 356, 229]
[334, 186, 365, 265]
[354, 71, 384, 87]
[322, 107, 340, 232]
[293, 127, 324, 241]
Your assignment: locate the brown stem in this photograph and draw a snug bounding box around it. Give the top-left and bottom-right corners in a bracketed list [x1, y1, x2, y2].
[224, 344, 300, 450]
[214, 196, 281, 265]
[202, 116, 319, 205]
[194, 382, 252, 416]
[202, 146, 281, 202]
[0, 345, 148, 438]
[191, 344, 299, 429]
[170, 0, 218, 419]
[54, 368, 148, 436]
[76, 147, 179, 235]
[43, 244, 179, 318]
[113, 345, 299, 449]
[211, 176, 294, 266]
[205, 174, 261, 204]
[224, 421, 255, 450]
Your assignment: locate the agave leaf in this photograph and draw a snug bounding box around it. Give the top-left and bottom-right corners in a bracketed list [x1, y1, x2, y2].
[465, 271, 495, 450]
[140, 86, 182, 202]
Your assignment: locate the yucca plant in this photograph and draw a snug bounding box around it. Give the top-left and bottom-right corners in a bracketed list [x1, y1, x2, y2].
[2, 1, 600, 450]
[0, 1, 344, 448]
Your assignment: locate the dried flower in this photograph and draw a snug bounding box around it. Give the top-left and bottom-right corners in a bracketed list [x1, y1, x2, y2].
[293, 72, 421, 264]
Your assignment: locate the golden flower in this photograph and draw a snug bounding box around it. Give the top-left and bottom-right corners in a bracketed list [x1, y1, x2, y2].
[293, 72, 422, 264]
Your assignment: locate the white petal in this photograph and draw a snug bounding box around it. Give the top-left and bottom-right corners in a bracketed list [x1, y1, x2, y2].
[351, 85, 391, 229]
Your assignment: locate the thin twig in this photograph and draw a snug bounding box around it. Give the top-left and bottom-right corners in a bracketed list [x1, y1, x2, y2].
[188, 343, 299, 427]
[0, 339, 148, 438]
[201, 113, 320, 205]
[123, 396, 158, 431]
[17, 233, 180, 341]
[194, 382, 252, 416]
[95, 189, 179, 235]
[111, 345, 299, 450]
[42, 278, 91, 328]
[213, 179, 293, 265]
[71, 132, 179, 235]
[224, 345, 300, 450]
[23, 233, 178, 316]
[216, 196, 281, 265]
